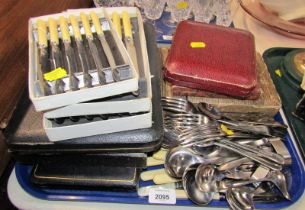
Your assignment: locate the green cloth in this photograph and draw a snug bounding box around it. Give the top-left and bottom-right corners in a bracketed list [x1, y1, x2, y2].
[263, 48, 305, 159]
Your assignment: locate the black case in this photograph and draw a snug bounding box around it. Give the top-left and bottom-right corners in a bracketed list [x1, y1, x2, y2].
[31, 162, 141, 190]
[4, 23, 164, 160]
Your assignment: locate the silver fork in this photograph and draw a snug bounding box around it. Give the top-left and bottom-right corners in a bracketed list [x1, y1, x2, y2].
[161, 97, 198, 113]
[164, 112, 212, 125]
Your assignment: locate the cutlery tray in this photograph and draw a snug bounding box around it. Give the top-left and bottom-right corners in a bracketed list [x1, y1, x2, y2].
[50, 7, 153, 118]
[27, 7, 154, 140]
[29, 8, 139, 112]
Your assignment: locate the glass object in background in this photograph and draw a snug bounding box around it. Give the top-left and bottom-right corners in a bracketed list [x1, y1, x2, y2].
[260, 0, 305, 21]
[93, 0, 134, 7]
[134, 0, 145, 7]
[190, 0, 214, 23]
[213, 0, 232, 27]
[142, 0, 167, 20]
[240, 0, 305, 40]
[167, 0, 192, 22]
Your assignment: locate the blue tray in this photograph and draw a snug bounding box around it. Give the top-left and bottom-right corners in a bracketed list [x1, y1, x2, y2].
[15, 113, 305, 209]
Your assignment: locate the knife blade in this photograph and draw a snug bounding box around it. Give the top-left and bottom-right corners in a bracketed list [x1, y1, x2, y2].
[80, 12, 107, 85]
[122, 11, 139, 75]
[59, 16, 79, 91]
[90, 11, 116, 83]
[69, 15, 93, 88]
[48, 17, 65, 94]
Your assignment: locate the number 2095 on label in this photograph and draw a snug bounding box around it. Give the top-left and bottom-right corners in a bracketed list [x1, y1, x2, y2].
[148, 189, 176, 204]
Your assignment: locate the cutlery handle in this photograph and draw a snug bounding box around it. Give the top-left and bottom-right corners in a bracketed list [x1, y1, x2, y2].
[222, 140, 285, 165]
[59, 16, 71, 43]
[220, 179, 259, 190]
[176, 189, 188, 199]
[48, 18, 59, 45]
[215, 142, 282, 171]
[146, 157, 164, 167]
[112, 12, 122, 39]
[217, 157, 250, 172]
[90, 11, 104, 36]
[80, 13, 93, 38]
[122, 11, 132, 39]
[36, 19, 48, 47]
[153, 173, 179, 185]
[140, 168, 166, 181]
[69, 15, 82, 40]
[152, 149, 168, 161]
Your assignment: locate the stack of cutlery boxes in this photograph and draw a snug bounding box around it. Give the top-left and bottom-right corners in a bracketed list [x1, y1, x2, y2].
[28, 8, 152, 141]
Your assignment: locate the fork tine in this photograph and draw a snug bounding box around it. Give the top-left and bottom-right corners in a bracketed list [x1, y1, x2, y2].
[161, 96, 188, 103]
[162, 101, 187, 110]
[162, 103, 186, 109]
[164, 113, 201, 118]
[161, 97, 188, 105]
[162, 106, 188, 113]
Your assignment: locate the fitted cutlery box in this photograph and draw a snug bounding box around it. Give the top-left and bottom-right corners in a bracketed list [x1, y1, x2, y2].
[28, 7, 153, 141]
[6, 22, 163, 157]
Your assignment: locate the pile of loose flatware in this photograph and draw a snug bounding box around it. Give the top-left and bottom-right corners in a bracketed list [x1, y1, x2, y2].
[160, 97, 291, 209]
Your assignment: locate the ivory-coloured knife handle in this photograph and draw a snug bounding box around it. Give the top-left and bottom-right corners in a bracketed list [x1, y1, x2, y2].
[153, 173, 179, 185]
[112, 12, 122, 39]
[146, 157, 164, 167]
[80, 12, 93, 38]
[122, 11, 132, 38]
[69, 15, 82, 40]
[90, 11, 103, 35]
[152, 149, 168, 161]
[48, 17, 59, 45]
[176, 190, 188, 199]
[140, 168, 165, 181]
[36, 19, 48, 47]
[59, 16, 71, 43]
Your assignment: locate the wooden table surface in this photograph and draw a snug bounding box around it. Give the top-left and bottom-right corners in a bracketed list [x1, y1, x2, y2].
[0, 0, 92, 129]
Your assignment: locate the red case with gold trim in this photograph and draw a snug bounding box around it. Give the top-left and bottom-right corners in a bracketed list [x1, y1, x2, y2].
[164, 20, 257, 98]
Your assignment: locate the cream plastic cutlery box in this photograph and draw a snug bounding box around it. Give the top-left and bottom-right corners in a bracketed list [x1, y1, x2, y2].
[28, 8, 153, 141]
[29, 8, 139, 111]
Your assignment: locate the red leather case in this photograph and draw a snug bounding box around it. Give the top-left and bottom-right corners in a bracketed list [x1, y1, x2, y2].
[164, 21, 257, 98]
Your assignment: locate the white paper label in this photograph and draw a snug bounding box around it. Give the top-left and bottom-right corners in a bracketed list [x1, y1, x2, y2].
[148, 188, 176, 204]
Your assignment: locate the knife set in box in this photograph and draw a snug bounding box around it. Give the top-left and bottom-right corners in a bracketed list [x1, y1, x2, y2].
[28, 8, 153, 141]
[6, 21, 163, 161]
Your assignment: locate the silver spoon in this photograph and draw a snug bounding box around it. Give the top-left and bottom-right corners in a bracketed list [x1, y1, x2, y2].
[226, 186, 255, 210]
[219, 171, 291, 200]
[195, 164, 221, 192]
[182, 166, 215, 206]
[164, 147, 221, 178]
[194, 164, 290, 201]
